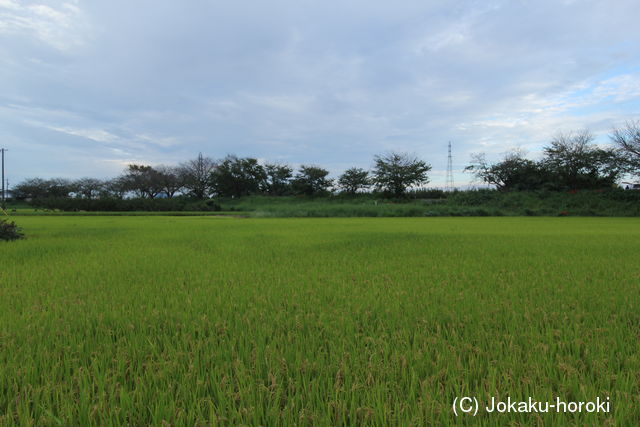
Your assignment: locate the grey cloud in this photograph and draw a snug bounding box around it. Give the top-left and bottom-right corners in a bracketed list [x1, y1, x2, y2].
[1, 0, 639, 186]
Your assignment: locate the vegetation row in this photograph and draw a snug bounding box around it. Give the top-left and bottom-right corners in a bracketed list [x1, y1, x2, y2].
[6, 122, 640, 214]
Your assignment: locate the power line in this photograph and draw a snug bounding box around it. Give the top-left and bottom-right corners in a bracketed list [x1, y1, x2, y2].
[445, 141, 454, 192]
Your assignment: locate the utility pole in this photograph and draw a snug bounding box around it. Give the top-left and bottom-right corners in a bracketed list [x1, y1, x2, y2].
[1, 148, 6, 209]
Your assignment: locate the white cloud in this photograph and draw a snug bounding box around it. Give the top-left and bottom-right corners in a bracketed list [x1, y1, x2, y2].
[0, 0, 89, 51]
[0, 0, 20, 11]
[592, 74, 640, 102]
[418, 23, 469, 53]
[247, 94, 315, 114]
[134, 133, 180, 148]
[47, 125, 118, 143]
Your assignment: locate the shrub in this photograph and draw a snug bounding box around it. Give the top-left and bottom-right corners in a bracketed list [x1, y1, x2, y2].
[448, 189, 498, 205]
[29, 196, 221, 212]
[0, 218, 24, 241]
[406, 188, 448, 199]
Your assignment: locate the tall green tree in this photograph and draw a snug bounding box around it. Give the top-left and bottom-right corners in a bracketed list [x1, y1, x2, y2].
[292, 165, 333, 196]
[465, 151, 549, 191]
[264, 163, 293, 195]
[337, 167, 370, 194]
[543, 130, 624, 190]
[210, 156, 267, 197]
[372, 152, 431, 197]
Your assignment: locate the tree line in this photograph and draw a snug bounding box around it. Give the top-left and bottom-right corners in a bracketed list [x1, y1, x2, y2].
[11, 121, 640, 205]
[467, 123, 640, 191]
[12, 152, 431, 203]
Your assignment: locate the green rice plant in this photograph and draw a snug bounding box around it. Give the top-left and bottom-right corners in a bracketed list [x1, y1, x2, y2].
[1, 217, 639, 425]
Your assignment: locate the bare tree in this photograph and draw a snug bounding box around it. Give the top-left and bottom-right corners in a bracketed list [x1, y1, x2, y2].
[179, 153, 216, 199]
[122, 165, 164, 199]
[102, 177, 129, 199]
[544, 130, 595, 184]
[155, 165, 184, 198]
[73, 178, 104, 200]
[13, 178, 73, 199]
[610, 120, 640, 176]
[543, 129, 623, 189]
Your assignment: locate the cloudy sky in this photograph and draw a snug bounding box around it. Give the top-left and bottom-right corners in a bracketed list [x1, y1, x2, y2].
[1, 0, 640, 187]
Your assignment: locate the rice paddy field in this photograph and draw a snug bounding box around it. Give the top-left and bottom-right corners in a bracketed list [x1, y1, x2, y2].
[1, 216, 639, 425]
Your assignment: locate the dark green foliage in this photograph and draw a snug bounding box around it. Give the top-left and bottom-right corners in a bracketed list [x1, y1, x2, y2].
[12, 178, 73, 200]
[154, 165, 184, 198]
[337, 167, 370, 194]
[465, 151, 551, 191]
[467, 132, 626, 192]
[122, 164, 164, 198]
[291, 165, 333, 196]
[101, 177, 129, 199]
[263, 163, 293, 195]
[542, 130, 624, 190]
[72, 178, 104, 200]
[372, 152, 431, 197]
[0, 218, 24, 241]
[219, 189, 640, 217]
[210, 156, 267, 197]
[448, 189, 500, 205]
[30, 196, 221, 212]
[14, 186, 640, 217]
[405, 188, 448, 199]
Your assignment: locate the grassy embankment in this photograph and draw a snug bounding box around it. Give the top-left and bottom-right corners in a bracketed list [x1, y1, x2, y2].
[7, 189, 639, 217]
[1, 216, 639, 424]
[5, 209, 240, 217]
[221, 190, 640, 217]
